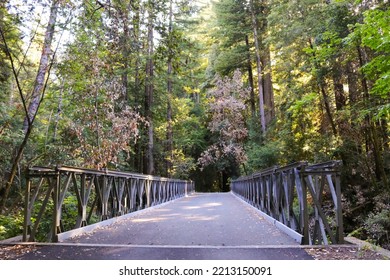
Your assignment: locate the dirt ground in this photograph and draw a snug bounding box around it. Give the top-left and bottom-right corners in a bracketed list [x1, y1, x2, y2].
[304, 246, 388, 260]
[0, 244, 37, 260]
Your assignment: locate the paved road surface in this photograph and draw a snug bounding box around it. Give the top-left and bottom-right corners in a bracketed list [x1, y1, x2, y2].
[17, 193, 313, 260]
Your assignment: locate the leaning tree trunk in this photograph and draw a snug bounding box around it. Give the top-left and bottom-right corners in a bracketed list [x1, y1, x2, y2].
[22, 0, 59, 133]
[0, 0, 59, 214]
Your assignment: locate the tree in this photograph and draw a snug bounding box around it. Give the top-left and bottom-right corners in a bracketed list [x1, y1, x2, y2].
[0, 2, 24, 212]
[263, 0, 389, 246]
[198, 70, 249, 185]
[347, 6, 389, 186]
[22, 0, 59, 133]
[144, 0, 155, 175]
[166, 0, 174, 177]
[210, 0, 275, 132]
[0, 0, 61, 213]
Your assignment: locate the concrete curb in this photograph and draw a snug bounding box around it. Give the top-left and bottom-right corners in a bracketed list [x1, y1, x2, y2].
[230, 192, 303, 244]
[0, 235, 24, 244]
[345, 236, 390, 259]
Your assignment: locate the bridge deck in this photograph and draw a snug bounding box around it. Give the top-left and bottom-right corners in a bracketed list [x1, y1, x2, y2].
[65, 192, 297, 246]
[15, 193, 314, 259]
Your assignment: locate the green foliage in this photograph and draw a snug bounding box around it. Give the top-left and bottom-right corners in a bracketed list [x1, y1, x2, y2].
[343, 6, 390, 124]
[357, 9, 390, 99]
[264, 0, 390, 248]
[0, 212, 23, 240]
[61, 195, 79, 231]
[246, 141, 281, 173]
[209, 0, 252, 77]
[364, 209, 390, 246]
[170, 149, 197, 179]
[214, 45, 248, 75]
[0, 4, 20, 91]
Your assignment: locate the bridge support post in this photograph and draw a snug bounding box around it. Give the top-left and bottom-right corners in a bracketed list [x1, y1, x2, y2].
[300, 166, 310, 245]
[146, 178, 151, 208]
[335, 174, 344, 243]
[51, 169, 61, 242]
[22, 176, 31, 242]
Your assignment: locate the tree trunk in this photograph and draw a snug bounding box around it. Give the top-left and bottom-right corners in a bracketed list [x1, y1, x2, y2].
[166, 0, 174, 177]
[22, 0, 59, 133]
[319, 81, 338, 136]
[357, 46, 387, 184]
[0, 0, 59, 213]
[132, 0, 143, 173]
[249, 0, 266, 134]
[262, 48, 275, 125]
[245, 35, 256, 118]
[259, 1, 275, 126]
[1, 124, 33, 213]
[308, 38, 337, 136]
[346, 60, 359, 111]
[122, 13, 130, 103]
[332, 64, 346, 111]
[145, 0, 155, 175]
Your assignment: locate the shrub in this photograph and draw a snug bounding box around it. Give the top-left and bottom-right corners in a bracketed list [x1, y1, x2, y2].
[0, 213, 24, 240]
[246, 141, 281, 173]
[364, 208, 390, 248]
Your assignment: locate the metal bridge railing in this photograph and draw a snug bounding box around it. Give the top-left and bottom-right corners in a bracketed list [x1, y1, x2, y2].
[231, 160, 344, 245]
[23, 166, 195, 242]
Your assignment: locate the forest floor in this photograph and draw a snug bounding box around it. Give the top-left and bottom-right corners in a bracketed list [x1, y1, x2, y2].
[304, 246, 388, 260]
[0, 244, 35, 260]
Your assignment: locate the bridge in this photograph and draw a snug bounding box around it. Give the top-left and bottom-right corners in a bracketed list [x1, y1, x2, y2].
[17, 160, 344, 259]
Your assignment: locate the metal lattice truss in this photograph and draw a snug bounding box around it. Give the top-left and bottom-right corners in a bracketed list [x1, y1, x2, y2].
[231, 161, 344, 245]
[23, 166, 195, 242]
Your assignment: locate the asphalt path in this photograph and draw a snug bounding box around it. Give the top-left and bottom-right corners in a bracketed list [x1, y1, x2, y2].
[17, 192, 313, 260]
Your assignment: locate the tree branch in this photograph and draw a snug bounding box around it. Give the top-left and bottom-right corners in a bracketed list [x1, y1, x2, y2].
[0, 26, 31, 126]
